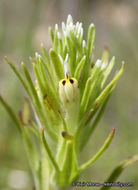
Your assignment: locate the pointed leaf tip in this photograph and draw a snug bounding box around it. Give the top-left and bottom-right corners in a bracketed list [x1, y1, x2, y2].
[21, 62, 24, 66]
[18, 110, 23, 124]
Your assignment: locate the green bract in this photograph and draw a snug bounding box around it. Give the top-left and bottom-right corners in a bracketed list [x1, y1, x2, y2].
[1, 15, 138, 190]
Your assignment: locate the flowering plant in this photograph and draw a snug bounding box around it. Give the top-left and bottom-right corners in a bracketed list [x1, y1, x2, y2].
[0, 15, 138, 190]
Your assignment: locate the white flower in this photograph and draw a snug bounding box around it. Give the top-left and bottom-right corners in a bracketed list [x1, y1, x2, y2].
[59, 77, 79, 105]
[64, 54, 69, 76]
[83, 40, 86, 48]
[95, 59, 102, 68]
[57, 32, 61, 39]
[61, 14, 83, 39]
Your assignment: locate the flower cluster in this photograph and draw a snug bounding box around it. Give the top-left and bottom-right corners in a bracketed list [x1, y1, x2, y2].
[0, 15, 131, 190]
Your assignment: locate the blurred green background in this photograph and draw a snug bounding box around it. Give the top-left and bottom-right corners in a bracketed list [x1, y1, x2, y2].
[0, 0, 138, 189]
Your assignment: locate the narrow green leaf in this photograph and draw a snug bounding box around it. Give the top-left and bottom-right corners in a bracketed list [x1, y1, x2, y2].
[49, 27, 54, 44]
[35, 59, 60, 110]
[23, 98, 30, 124]
[101, 47, 109, 63]
[21, 63, 57, 141]
[0, 96, 21, 132]
[74, 55, 86, 79]
[56, 137, 66, 169]
[34, 60, 61, 124]
[40, 43, 50, 65]
[40, 57, 56, 91]
[65, 36, 76, 75]
[80, 92, 112, 151]
[33, 63, 46, 96]
[100, 155, 138, 190]
[80, 77, 92, 113]
[86, 62, 125, 123]
[93, 62, 124, 108]
[4, 57, 31, 97]
[58, 110, 67, 131]
[53, 28, 59, 52]
[88, 71, 104, 108]
[49, 49, 64, 80]
[82, 40, 87, 54]
[61, 141, 74, 177]
[56, 140, 77, 187]
[84, 65, 103, 111]
[21, 62, 41, 108]
[27, 125, 41, 142]
[78, 128, 115, 173]
[80, 65, 101, 111]
[41, 128, 60, 172]
[22, 127, 41, 190]
[70, 32, 82, 53]
[58, 38, 63, 57]
[87, 24, 95, 63]
[101, 56, 115, 87]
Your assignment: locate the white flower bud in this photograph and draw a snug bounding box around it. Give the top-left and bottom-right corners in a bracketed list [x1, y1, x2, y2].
[95, 59, 102, 68]
[67, 14, 73, 24]
[55, 24, 58, 30]
[59, 77, 79, 106]
[64, 54, 69, 76]
[35, 52, 41, 61]
[57, 32, 61, 39]
[83, 40, 86, 48]
[95, 59, 108, 70]
[58, 54, 63, 64]
[62, 22, 66, 32]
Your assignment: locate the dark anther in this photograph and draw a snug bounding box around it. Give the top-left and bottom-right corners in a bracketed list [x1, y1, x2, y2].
[86, 110, 90, 115]
[28, 120, 32, 125]
[18, 110, 25, 125]
[57, 109, 61, 114]
[95, 102, 99, 106]
[62, 80, 66, 85]
[69, 79, 74, 84]
[61, 131, 67, 138]
[43, 94, 47, 99]
[91, 62, 94, 68]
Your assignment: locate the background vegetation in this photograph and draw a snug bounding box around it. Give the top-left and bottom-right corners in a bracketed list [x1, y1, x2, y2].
[0, 0, 138, 189]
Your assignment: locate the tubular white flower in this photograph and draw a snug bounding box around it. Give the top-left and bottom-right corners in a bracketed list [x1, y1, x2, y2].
[64, 54, 69, 76]
[65, 54, 68, 63]
[58, 54, 64, 64]
[67, 14, 73, 24]
[95, 59, 108, 70]
[35, 52, 41, 60]
[57, 32, 61, 39]
[62, 22, 66, 32]
[61, 14, 84, 41]
[83, 40, 86, 48]
[78, 23, 82, 35]
[55, 24, 58, 30]
[59, 77, 79, 105]
[95, 59, 102, 68]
